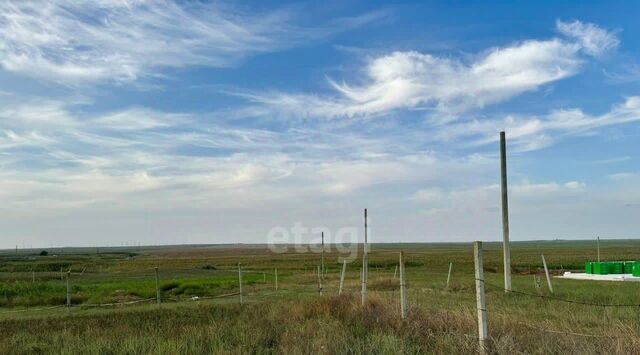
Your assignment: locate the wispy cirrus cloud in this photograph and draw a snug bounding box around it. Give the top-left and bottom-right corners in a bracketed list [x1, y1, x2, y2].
[0, 1, 387, 85]
[239, 20, 618, 121]
[434, 96, 640, 151]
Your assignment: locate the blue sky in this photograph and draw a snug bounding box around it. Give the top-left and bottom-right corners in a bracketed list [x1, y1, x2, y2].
[0, 1, 638, 248]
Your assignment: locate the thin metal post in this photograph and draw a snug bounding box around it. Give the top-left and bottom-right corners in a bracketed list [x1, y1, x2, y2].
[500, 131, 512, 292]
[399, 251, 407, 319]
[321, 232, 325, 280]
[361, 208, 368, 305]
[597, 236, 600, 262]
[339, 260, 347, 294]
[154, 267, 161, 305]
[446, 262, 453, 288]
[541, 254, 554, 294]
[474, 241, 488, 354]
[393, 264, 398, 279]
[66, 271, 71, 307]
[238, 263, 243, 304]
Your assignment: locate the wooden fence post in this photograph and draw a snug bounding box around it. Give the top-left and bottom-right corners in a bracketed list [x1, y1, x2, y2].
[155, 267, 161, 305]
[275, 268, 278, 291]
[393, 265, 398, 279]
[474, 241, 488, 354]
[541, 254, 554, 294]
[238, 263, 243, 304]
[399, 251, 407, 319]
[317, 265, 323, 296]
[597, 236, 600, 262]
[361, 208, 368, 306]
[339, 260, 347, 294]
[66, 270, 71, 308]
[446, 262, 453, 288]
[32, 270, 35, 283]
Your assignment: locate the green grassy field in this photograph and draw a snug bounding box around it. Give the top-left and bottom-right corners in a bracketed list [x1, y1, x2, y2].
[0, 240, 639, 354]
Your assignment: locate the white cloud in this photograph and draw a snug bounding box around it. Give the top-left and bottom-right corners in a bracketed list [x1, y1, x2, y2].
[434, 96, 640, 151]
[0, 1, 386, 85]
[242, 20, 616, 121]
[556, 20, 619, 56]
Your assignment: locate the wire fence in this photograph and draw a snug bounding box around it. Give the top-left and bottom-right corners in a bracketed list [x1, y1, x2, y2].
[0, 247, 637, 354]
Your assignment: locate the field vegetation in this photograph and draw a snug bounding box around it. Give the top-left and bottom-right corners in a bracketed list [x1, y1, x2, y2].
[0, 240, 639, 354]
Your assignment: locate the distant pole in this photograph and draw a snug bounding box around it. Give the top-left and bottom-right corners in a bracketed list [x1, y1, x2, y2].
[446, 262, 453, 288]
[339, 260, 347, 294]
[474, 241, 488, 354]
[238, 263, 243, 304]
[321, 232, 325, 280]
[317, 265, 323, 296]
[263, 272, 266, 283]
[275, 268, 278, 291]
[66, 271, 71, 307]
[361, 208, 368, 306]
[597, 236, 600, 262]
[541, 254, 554, 294]
[393, 265, 398, 279]
[500, 131, 512, 292]
[154, 267, 161, 305]
[32, 270, 35, 283]
[399, 251, 407, 319]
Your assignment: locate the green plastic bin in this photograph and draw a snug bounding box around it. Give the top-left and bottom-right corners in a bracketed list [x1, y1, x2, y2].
[609, 262, 624, 274]
[624, 261, 635, 274]
[633, 263, 640, 277]
[585, 261, 593, 274]
[593, 262, 608, 275]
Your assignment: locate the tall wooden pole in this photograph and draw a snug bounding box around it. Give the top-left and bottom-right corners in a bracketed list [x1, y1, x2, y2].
[474, 241, 488, 354]
[500, 131, 512, 292]
[361, 208, 368, 305]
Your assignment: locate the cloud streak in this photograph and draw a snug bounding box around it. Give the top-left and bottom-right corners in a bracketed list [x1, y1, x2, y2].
[241, 20, 617, 121]
[0, 1, 386, 85]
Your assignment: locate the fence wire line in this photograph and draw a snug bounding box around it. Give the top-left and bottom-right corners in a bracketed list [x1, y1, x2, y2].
[481, 280, 640, 308]
[486, 308, 624, 339]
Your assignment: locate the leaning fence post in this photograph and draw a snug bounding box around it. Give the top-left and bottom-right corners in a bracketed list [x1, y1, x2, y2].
[66, 270, 71, 308]
[339, 260, 347, 294]
[399, 251, 407, 319]
[474, 241, 488, 354]
[446, 262, 453, 288]
[154, 267, 161, 305]
[238, 263, 243, 304]
[541, 254, 554, 294]
[393, 265, 398, 279]
[275, 268, 278, 291]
